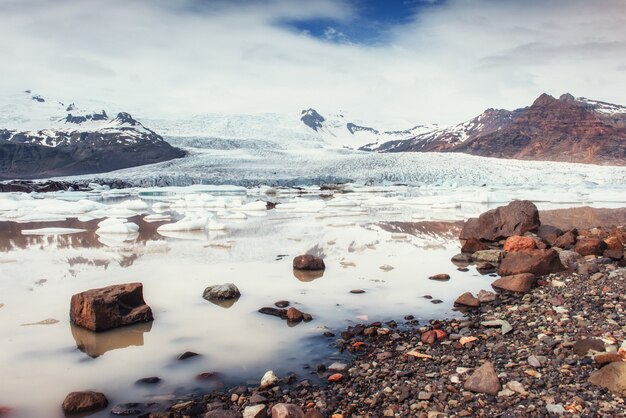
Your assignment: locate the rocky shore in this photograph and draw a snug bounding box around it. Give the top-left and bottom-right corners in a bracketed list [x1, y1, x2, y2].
[51, 201, 626, 417]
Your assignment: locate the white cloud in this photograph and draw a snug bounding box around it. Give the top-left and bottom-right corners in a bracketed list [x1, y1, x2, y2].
[0, 0, 624, 125]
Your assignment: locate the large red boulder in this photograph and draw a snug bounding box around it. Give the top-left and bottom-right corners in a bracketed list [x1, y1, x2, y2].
[498, 249, 564, 277]
[70, 283, 153, 332]
[575, 238, 607, 257]
[460, 200, 540, 242]
[461, 237, 490, 253]
[503, 236, 537, 252]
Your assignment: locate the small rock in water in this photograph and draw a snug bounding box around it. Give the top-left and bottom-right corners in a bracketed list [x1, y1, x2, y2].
[20, 318, 59, 326]
[62, 391, 108, 414]
[136, 376, 161, 384]
[286, 307, 304, 322]
[178, 351, 200, 360]
[274, 300, 290, 308]
[430, 299, 443, 304]
[110, 402, 144, 416]
[428, 273, 450, 281]
[293, 255, 325, 271]
[259, 370, 279, 390]
[350, 289, 365, 294]
[203, 283, 241, 301]
[380, 264, 394, 272]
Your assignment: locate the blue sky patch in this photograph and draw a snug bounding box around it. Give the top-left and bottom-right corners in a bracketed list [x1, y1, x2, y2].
[279, 0, 445, 45]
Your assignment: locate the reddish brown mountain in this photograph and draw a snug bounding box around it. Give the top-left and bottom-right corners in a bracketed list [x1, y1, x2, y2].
[375, 93, 626, 165]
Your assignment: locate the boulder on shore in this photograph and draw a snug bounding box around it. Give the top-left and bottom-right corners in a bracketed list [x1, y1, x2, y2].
[575, 237, 608, 257]
[293, 255, 325, 271]
[503, 235, 536, 252]
[498, 249, 564, 277]
[461, 237, 489, 253]
[460, 200, 540, 242]
[463, 361, 501, 395]
[70, 283, 153, 332]
[491, 273, 536, 293]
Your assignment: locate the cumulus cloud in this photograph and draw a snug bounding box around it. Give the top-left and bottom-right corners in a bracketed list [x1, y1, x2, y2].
[0, 0, 624, 125]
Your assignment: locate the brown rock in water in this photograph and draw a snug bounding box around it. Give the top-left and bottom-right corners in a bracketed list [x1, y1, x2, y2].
[70, 283, 153, 332]
[491, 273, 536, 293]
[553, 230, 578, 249]
[454, 292, 480, 307]
[461, 237, 489, 253]
[464, 361, 501, 395]
[537, 225, 564, 245]
[286, 307, 304, 322]
[292, 255, 325, 271]
[588, 362, 626, 396]
[459, 200, 540, 242]
[271, 403, 304, 418]
[575, 237, 608, 257]
[498, 249, 564, 277]
[62, 391, 108, 414]
[429, 273, 450, 281]
[503, 235, 536, 252]
[476, 262, 496, 274]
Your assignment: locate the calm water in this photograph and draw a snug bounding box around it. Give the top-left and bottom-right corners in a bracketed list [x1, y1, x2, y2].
[0, 185, 623, 417]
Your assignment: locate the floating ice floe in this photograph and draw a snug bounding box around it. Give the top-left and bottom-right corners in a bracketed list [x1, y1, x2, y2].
[144, 214, 171, 222]
[96, 218, 140, 235]
[116, 199, 149, 211]
[157, 216, 208, 232]
[208, 219, 225, 230]
[240, 200, 267, 211]
[217, 212, 247, 220]
[21, 228, 86, 236]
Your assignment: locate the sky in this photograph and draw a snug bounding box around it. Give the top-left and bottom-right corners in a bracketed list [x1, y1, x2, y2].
[0, 0, 625, 125]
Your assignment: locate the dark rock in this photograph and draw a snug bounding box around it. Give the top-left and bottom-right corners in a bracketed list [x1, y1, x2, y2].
[287, 307, 304, 322]
[476, 262, 496, 274]
[111, 402, 143, 416]
[554, 230, 578, 249]
[136, 376, 161, 384]
[293, 255, 325, 271]
[451, 253, 473, 265]
[61, 391, 108, 414]
[70, 283, 153, 332]
[203, 284, 241, 301]
[491, 273, 536, 293]
[459, 200, 540, 242]
[274, 300, 290, 308]
[178, 351, 200, 360]
[205, 410, 243, 418]
[350, 289, 365, 294]
[258, 307, 287, 319]
[537, 225, 564, 245]
[461, 238, 489, 253]
[498, 249, 564, 277]
[428, 273, 450, 281]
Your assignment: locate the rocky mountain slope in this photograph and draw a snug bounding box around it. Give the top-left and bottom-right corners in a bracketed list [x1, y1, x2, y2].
[0, 92, 184, 180]
[375, 93, 626, 165]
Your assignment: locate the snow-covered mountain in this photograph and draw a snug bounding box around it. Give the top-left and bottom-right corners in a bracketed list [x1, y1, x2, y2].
[375, 93, 626, 165]
[0, 91, 184, 180]
[144, 108, 435, 151]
